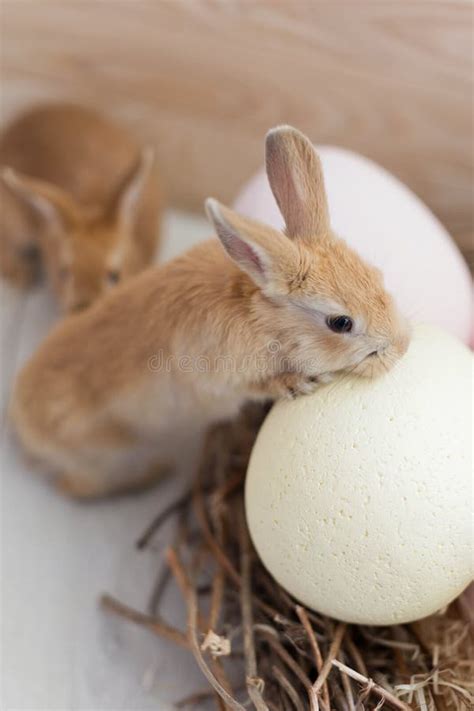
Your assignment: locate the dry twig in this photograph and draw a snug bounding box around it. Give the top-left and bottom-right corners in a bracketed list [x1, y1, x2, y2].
[296, 605, 330, 711]
[239, 508, 268, 711]
[332, 659, 411, 710]
[313, 623, 346, 695]
[166, 547, 244, 711]
[100, 593, 188, 648]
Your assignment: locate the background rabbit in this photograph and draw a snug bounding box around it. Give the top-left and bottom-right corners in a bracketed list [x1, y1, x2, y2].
[0, 103, 162, 312]
[11, 126, 410, 499]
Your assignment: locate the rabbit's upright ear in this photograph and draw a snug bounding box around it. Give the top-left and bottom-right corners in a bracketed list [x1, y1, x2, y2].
[1, 167, 80, 229]
[205, 198, 298, 292]
[111, 147, 155, 232]
[265, 125, 330, 241]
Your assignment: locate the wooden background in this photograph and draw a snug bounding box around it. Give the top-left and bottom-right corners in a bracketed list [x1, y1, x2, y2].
[1, 1, 473, 265]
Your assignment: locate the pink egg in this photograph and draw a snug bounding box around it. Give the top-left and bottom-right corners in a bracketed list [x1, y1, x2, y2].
[234, 146, 473, 345]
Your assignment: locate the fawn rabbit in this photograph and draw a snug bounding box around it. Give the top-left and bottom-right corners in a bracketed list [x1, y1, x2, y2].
[11, 126, 410, 498]
[0, 103, 161, 311]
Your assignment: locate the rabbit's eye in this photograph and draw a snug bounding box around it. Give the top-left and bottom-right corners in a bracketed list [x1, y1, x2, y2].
[107, 270, 120, 285]
[326, 315, 353, 333]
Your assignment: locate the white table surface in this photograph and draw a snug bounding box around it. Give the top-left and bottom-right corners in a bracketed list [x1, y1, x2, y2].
[1, 211, 213, 710]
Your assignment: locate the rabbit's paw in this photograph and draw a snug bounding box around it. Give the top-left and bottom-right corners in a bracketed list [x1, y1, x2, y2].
[274, 372, 320, 400]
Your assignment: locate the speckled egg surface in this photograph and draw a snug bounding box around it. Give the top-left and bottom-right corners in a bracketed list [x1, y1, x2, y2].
[245, 325, 473, 625]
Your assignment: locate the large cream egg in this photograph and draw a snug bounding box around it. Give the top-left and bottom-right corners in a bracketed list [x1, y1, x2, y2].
[245, 325, 473, 625]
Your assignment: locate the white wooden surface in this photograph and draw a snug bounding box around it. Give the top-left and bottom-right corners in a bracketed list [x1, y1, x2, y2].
[0, 211, 212, 710]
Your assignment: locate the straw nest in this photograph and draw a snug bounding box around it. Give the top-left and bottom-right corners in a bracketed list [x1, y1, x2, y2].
[102, 403, 473, 711]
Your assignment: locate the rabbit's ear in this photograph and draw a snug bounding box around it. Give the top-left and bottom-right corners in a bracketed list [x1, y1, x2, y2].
[205, 198, 298, 292]
[265, 125, 330, 241]
[110, 147, 155, 232]
[1, 167, 79, 229]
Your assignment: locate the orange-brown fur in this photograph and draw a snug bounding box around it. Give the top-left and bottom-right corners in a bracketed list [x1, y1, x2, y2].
[0, 103, 162, 311]
[11, 126, 410, 498]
